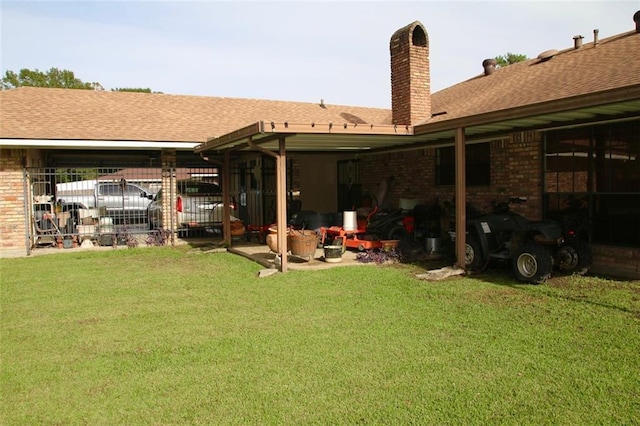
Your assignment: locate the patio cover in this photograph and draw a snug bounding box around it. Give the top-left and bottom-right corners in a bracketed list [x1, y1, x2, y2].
[196, 85, 640, 272]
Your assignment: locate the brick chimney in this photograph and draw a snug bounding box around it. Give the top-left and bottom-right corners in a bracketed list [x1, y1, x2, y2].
[390, 21, 430, 126]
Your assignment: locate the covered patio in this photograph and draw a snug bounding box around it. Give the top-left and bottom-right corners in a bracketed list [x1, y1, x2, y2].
[196, 83, 640, 274]
[195, 120, 465, 273]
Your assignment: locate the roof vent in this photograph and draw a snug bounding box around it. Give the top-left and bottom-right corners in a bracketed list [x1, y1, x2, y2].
[593, 29, 599, 46]
[482, 58, 497, 75]
[573, 35, 583, 49]
[635, 10, 640, 33]
[537, 49, 558, 62]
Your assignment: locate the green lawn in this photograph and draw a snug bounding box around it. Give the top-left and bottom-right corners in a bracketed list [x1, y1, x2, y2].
[1, 246, 639, 425]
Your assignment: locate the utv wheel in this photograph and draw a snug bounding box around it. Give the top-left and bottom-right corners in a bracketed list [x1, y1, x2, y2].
[513, 242, 553, 284]
[464, 234, 485, 271]
[555, 240, 592, 276]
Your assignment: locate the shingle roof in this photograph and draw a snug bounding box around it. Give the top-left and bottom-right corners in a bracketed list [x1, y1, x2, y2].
[0, 88, 392, 143]
[1, 29, 638, 146]
[426, 30, 640, 125]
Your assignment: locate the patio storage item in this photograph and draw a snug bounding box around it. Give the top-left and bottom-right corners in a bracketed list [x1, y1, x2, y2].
[426, 237, 441, 254]
[287, 229, 318, 258]
[99, 234, 115, 246]
[266, 233, 278, 252]
[77, 224, 97, 237]
[380, 239, 400, 252]
[399, 198, 420, 211]
[78, 208, 99, 220]
[343, 211, 357, 231]
[323, 245, 343, 263]
[266, 226, 289, 252]
[62, 237, 74, 249]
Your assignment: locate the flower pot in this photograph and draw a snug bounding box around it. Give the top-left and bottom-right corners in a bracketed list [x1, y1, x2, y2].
[266, 233, 279, 252]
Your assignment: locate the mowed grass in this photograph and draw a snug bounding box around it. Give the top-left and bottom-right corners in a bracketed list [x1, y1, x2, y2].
[1, 246, 639, 425]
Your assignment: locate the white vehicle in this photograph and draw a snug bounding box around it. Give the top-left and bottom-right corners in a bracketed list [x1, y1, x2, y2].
[147, 179, 236, 234]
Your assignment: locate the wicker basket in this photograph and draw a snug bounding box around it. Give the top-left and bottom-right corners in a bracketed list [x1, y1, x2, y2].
[287, 229, 318, 258]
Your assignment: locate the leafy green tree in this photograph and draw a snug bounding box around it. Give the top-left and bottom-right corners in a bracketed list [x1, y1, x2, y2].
[1, 67, 103, 90]
[112, 87, 153, 93]
[1, 67, 158, 92]
[494, 53, 528, 67]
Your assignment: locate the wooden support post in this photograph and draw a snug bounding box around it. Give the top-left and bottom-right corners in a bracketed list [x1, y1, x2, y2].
[277, 137, 288, 272]
[455, 127, 467, 270]
[222, 151, 231, 247]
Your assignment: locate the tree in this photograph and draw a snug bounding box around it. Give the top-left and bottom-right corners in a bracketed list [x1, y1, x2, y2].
[1, 67, 103, 90]
[494, 53, 528, 68]
[1, 67, 159, 92]
[112, 87, 153, 93]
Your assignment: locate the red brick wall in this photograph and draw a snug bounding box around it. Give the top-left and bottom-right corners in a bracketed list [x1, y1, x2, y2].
[360, 130, 640, 278]
[361, 131, 543, 216]
[390, 22, 430, 125]
[590, 244, 640, 279]
[0, 149, 27, 255]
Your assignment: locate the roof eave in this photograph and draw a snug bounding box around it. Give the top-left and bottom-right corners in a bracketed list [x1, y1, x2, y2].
[195, 120, 414, 154]
[416, 84, 640, 136]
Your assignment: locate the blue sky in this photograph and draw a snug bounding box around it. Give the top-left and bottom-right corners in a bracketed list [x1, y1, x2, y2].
[1, 0, 638, 108]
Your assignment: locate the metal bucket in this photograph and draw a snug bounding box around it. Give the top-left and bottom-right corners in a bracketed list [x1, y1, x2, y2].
[426, 237, 441, 254]
[323, 245, 343, 263]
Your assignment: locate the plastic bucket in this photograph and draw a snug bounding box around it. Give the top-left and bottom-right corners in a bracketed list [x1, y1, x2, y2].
[343, 211, 357, 231]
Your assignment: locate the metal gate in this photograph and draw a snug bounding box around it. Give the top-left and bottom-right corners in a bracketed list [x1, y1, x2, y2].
[25, 165, 221, 249]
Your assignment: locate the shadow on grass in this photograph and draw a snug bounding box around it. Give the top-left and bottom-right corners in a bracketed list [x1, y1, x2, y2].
[466, 267, 640, 318]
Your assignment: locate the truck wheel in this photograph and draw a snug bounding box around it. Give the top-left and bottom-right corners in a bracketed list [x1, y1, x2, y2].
[513, 242, 553, 284]
[464, 234, 485, 271]
[555, 240, 592, 276]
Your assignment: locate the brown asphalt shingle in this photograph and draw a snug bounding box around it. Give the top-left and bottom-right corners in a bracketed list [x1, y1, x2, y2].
[1, 30, 638, 141]
[427, 30, 640, 124]
[0, 89, 392, 143]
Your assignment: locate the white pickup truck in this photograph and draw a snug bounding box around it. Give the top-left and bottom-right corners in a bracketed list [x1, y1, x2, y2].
[56, 180, 154, 224]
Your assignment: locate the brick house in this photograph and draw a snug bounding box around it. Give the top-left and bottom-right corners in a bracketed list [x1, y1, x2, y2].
[2, 13, 639, 277]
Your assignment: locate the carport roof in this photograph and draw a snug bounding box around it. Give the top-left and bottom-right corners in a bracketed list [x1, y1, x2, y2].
[194, 120, 426, 154]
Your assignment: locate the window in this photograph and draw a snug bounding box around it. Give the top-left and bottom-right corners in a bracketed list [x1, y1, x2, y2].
[436, 143, 490, 186]
[544, 120, 640, 246]
[99, 184, 122, 196]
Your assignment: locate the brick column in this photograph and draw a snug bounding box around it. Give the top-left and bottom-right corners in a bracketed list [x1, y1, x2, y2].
[161, 149, 177, 241]
[0, 149, 28, 256]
